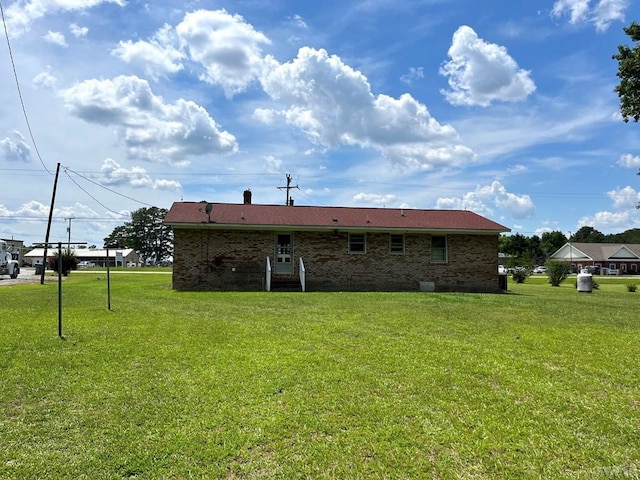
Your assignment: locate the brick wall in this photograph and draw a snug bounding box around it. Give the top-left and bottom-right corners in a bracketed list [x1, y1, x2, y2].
[172, 228, 501, 292]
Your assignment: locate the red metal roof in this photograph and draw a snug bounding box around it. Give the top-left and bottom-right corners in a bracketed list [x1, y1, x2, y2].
[164, 202, 510, 233]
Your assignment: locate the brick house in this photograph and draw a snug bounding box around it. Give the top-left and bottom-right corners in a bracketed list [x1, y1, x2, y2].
[549, 242, 640, 275]
[164, 196, 510, 292]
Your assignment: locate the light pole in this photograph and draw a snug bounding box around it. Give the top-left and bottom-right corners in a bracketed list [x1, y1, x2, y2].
[568, 231, 572, 275]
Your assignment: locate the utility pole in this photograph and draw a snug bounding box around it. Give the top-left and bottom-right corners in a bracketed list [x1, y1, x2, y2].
[568, 231, 573, 275]
[277, 173, 299, 206]
[65, 217, 75, 250]
[41, 163, 61, 285]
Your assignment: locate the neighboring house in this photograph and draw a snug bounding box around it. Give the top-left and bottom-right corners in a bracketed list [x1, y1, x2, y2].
[164, 195, 510, 292]
[24, 248, 139, 267]
[549, 242, 640, 275]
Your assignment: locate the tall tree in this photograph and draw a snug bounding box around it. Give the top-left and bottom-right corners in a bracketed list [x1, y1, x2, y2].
[527, 235, 545, 265]
[613, 21, 640, 209]
[572, 226, 605, 243]
[500, 233, 529, 258]
[613, 21, 640, 123]
[540, 231, 567, 257]
[104, 207, 172, 264]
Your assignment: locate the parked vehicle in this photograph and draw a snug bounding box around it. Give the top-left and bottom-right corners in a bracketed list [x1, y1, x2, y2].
[0, 240, 20, 279]
[77, 261, 95, 268]
[533, 266, 546, 274]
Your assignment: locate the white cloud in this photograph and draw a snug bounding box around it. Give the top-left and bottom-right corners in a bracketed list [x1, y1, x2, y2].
[353, 192, 397, 206]
[176, 9, 271, 97]
[99, 158, 179, 190]
[577, 210, 636, 231]
[436, 181, 535, 219]
[439, 26, 536, 107]
[534, 227, 555, 236]
[607, 186, 640, 209]
[54, 202, 102, 220]
[289, 14, 308, 29]
[69, 23, 89, 38]
[0, 200, 102, 221]
[400, 67, 424, 85]
[264, 155, 283, 174]
[252, 108, 277, 124]
[551, 0, 629, 32]
[112, 24, 185, 80]
[592, 0, 628, 31]
[60, 75, 238, 165]
[32, 67, 57, 89]
[259, 47, 474, 170]
[577, 183, 640, 233]
[6, 0, 125, 36]
[0, 200, 49, 218]
[43, 31, 67, 47]
[552, 0, 591, 24]
[153, 179, 181, 191]
[0, 130, 32, 162]
[618, 153, 640, 168]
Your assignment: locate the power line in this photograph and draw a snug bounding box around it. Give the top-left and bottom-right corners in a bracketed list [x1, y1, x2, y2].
[62, 168, 129, 217]
[0, 0, 52, 175]
[0, 167, 626, 200]
[63, 166, 156, 208]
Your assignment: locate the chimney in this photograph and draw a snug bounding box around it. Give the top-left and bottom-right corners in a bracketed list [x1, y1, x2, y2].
[243, 189, 252, 205]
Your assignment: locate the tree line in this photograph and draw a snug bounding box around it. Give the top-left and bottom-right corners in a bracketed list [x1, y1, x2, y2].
[500, 226, 640, 267]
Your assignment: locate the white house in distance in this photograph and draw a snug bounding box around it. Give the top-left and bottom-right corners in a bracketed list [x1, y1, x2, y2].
[24, 247, 140, 267]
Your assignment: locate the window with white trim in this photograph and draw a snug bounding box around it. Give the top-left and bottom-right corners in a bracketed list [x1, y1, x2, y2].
[389, 234, 405, 254]
[431, 235, 447, 263]
[349, 233, 366, 254]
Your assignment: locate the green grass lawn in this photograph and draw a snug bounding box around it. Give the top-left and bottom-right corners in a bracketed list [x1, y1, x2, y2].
[1, 274, 638, 479]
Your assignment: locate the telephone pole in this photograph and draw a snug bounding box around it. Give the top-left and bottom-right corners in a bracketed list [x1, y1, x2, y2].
[277, 174, 299, 206]
[41, 162, 61, 284]
[65, 217, 75, 250]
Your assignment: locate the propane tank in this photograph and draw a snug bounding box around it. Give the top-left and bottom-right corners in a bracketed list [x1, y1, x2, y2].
[577, 269, 593, 293]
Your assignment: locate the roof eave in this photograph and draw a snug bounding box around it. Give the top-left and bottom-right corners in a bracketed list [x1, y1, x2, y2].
[166, 222, 507, 234]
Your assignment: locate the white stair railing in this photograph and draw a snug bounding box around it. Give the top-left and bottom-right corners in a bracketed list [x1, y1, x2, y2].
[299, 257, 306, 292]
[266, 256, 272, 292]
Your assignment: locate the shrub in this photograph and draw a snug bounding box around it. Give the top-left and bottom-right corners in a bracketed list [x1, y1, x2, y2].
[511, 266, 532, 284]
[546, 260, 570, 286]
[627, 283, 637, 292]
[48, 249, 77, 275]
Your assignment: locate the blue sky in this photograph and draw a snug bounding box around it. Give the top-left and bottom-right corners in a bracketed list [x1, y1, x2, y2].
[1, 0, 639, 247]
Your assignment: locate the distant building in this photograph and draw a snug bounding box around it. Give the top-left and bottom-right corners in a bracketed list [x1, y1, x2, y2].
[24, 247, 139, 267]
[549, 242, 640, 275]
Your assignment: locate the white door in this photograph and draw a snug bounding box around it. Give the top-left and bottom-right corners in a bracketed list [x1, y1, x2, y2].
[275, 233, 293, 274]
